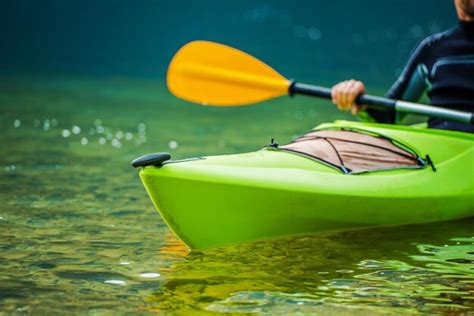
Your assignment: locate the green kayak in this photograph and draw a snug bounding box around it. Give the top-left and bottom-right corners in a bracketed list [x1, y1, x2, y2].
[134, 120, 474, 250]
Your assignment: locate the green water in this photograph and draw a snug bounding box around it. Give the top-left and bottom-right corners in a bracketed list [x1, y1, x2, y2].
[1, 77, 473, 314]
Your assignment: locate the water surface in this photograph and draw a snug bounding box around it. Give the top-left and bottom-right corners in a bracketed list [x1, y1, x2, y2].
[1, 78, 472, 314]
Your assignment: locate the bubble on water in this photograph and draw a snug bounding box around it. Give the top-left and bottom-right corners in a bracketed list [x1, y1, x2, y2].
[352, 33, 364, 46]
[137, 123, 146, 132]
[98, 137, 106, 145]
[367, 29, 378, 42]
[71, 125, 81, 134]
[80, 137, 88, 145]
[119, 262, 131, 265]
[88, 128, 96, 135]
[51, 118, 58, 127]
[104, 280, 126, 286]
[385, 29, 398, 41]
[5, 165, 16, 172]
[115, 131, 124, 139]
[429, 22, 441, 35]
[34, 119, 41, 127]
[125, 132, 133, 141]
[43, 119, 50, 131]
[307, 27, 321, 40]
[411, 24, 423, 38]
[136, 135, 147, 145]
[139, 272, 160, 278]
[62, 129, 71, 138]
[96, 125, 105, 134]
[13, 119, 21, 128]
[111, 139, 122, 148]
[94, 119, 102, 126]
[106, 133, 114, 140]
[293, 25, 306, 38]
[336, 269, 354, 274]
[168, 140, 178, 149]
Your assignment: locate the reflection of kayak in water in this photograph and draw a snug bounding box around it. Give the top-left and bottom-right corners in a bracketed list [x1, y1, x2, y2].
[145, 221, 474, 314]
[134, 120, 474, 250]
[159, 231, 189, 259]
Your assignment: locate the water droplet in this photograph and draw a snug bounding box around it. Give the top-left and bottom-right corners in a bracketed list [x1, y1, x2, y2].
[71, 125, 81, 134]
[13, 119, 21, 128]
[293, 25, 306, 38]
[367, 29, 378, 42]
[139, 272, 160, 278]
[352, 33, 364, 46]
[115, 131, 124, 139]
[94, 119, 102, 126]
[136, 135, 147, 145]
[307, 27, 321, 40]
[62, 129, 71, 138]
[137, 123, 146, 132]
[88, 128, 96, 135]
[104, 280, 126, 285]
[43, 119, 50, 131]
[411, 24, 423, 38]
[51, 118, 58, 127]
[111, 139, 122, 148]
[5, 165, 16, 172]
[80, 137, 88, 145]
[98, 137, 106, 145]
[96, 125, 105, 134]
[168, 140, 178, 149]
[125, 132, 133, 140]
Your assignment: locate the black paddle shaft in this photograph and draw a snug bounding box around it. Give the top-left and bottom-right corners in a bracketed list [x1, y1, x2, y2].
[289, 82, 473, 125]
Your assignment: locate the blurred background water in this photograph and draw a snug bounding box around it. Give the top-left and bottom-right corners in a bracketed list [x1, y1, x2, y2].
[1, 0, 473, 314]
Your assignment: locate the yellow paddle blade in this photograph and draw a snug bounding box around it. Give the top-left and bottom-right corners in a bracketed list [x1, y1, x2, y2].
[167, 41, 291, 106]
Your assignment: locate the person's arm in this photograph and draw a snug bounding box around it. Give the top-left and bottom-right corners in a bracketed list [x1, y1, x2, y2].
[331, 38, 430, 123]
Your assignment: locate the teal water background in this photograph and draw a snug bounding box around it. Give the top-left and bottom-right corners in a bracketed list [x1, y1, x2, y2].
[1, 1, 473, 314]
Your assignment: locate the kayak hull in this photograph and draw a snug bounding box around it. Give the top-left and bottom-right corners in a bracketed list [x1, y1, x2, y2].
[138, 121, 474, 249]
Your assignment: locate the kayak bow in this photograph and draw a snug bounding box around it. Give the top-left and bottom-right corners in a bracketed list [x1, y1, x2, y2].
[134, 121, 474, 250]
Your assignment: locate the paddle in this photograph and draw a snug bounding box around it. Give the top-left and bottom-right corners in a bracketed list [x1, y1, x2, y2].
[167, 41, 473, 125]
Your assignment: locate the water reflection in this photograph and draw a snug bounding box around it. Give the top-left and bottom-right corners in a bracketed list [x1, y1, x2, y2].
[147, 221, 474, 314]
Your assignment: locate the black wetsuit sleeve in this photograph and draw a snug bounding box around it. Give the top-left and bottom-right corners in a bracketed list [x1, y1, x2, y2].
[366, 40, 429, 123]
